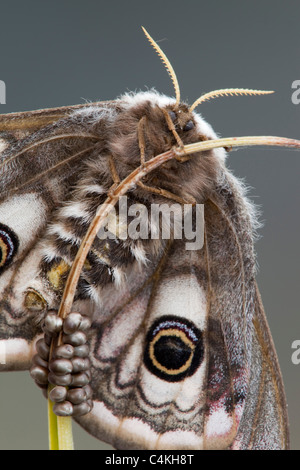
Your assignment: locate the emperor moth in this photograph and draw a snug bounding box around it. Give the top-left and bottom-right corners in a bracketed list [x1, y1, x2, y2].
[0, 27, 296, 450]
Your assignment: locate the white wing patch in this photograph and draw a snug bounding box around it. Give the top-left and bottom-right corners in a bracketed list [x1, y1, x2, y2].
[0, 193, 49, 296]
[0, 138, 7, 154]
[0, 336, 41, 371]
[148, 274, 207, 330]
[79, 402, 205, 450]
[80, 272, 209, 449]
[96, 292, 148, 364]
[0, 192, 47, 256]
[137, 274, 207, 413]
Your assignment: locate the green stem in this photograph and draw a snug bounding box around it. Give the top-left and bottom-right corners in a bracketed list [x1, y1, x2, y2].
[48, 396, 59, 450]
[48, 388, 74, 450]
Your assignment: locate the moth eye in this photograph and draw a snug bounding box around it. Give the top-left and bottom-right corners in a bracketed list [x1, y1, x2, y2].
[168, 111, 177, 122]
[144, 315, 204, 382]
[0, 223, 19, 274]
[183, 120, 194, 131]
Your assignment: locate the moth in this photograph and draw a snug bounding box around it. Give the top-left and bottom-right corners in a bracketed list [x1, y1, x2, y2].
[0, 27, 295, 450]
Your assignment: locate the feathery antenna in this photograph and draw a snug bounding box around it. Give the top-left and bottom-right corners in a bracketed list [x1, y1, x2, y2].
[142, 27, 181, 108]
[189, 88, 274, 112]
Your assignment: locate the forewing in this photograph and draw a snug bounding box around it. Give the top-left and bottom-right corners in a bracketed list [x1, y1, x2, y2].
[0, 101, 115, 370]
[0, 101, 110, 138]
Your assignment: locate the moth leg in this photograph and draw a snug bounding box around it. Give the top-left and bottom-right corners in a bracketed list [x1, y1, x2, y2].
[161, 108, 190, 162]
[137, 181, 196, 205]
[108, 154, 120, 184]
[107, 154, 121, 198]
[137, 115, 147, 166]
[30, 311, 93, 417]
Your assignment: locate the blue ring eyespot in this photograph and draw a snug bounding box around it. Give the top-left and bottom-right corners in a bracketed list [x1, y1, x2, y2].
[144, 315, 204, 382]
[0, 223, 19, 274]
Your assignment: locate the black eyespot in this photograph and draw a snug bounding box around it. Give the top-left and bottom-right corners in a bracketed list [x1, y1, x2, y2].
[168, 111, 177, 122]
[144, 315, 204, 382]
[183, 120, 194, 131]
[0, 223, 19, 274]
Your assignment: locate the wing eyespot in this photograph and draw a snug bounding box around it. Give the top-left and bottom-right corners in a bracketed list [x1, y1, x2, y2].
[0, 223, 19, 274]
[144, 315, 204, 382]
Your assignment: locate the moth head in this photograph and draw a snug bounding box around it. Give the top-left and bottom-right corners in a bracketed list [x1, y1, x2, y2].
[108, 28, 273, 203]
[110, 90, 221, 203]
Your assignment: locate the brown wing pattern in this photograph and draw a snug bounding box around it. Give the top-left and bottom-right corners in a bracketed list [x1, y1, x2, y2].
[0, 101, 117, 369]
[77, 239, 211, 449]
[0, 101, 111, 137]
[0, 92, 289, 449]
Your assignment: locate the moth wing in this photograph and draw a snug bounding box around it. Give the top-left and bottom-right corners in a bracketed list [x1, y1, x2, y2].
[0, 101, 114, 370]
[76, 234, 243, 450]
[75, 172, 289, 451]
[0, 100, 289, 450]
[203, 176, 289, 450]
[232, 283, 289, 450]
[0, 101, 111, 138]
[76, 239, 212, 450]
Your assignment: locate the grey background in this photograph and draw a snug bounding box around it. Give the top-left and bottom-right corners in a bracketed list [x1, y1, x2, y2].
[0, 0, 299, 450]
